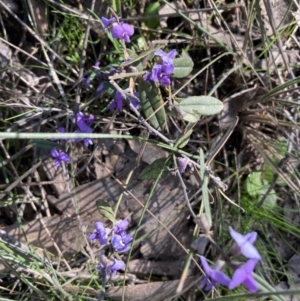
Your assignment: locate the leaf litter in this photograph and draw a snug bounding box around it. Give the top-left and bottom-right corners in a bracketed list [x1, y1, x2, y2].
[1, 0, 300, 300]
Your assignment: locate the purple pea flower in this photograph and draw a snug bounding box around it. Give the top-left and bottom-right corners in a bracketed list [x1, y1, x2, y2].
[177, 156, 194, 173]
[148, 63, 174, 86]
[89, 222, 108, 245]
[97, 253, 125, 279]
[200, 256, 231, 291]
[229, 227, 261, 260]
[51, 149, 70, 167]
[229, 259, 259, 292]
[111, 233, 133, 253]
[114, 219, 129, 237]
[74, 112, 94, 147]
[111, 22, 134, 43]
[101, 17, 117, 30]
[108, 91, 140, 111]
[154, 49, 177, 64]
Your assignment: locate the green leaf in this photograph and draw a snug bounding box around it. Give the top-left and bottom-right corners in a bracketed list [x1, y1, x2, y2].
[178, 96, 223, 116]
[139, 158, 169, 180]
[173, 51, 194, 78]
[246, 172, 263, 197]
[139, 79, 166, 130]
[96, 199, 116, 223]
[31, 140, 58, 149]
[256, 186, 277, 209]
[175, 129, 193, 148]
[144, 2, 160, 29]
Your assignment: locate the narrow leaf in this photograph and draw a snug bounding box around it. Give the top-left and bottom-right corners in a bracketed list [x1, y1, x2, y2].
[31, 140, 59, 149]
[173, 51, 194, 78]
[178, 96, 223, 116]
[139, 80, 166, 130]
[139, 158, 169, 180]
[175, 129, 193, 148]
[96, 199, 116, 223]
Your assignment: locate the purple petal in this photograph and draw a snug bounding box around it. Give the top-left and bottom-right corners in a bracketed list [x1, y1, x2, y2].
[58, 152, 70, 163]
[244, 232, 257, 244]
[130, 99, 140, 109]
[243, 259, 259, 273]
[91, 222, 108, 245]
[154, 49, 177, 64]
[162, 63, 174, 75]
[83, 138, 93, 147]
[110, 258, 125, 275]
[160, 75, 171, 86]
[154, 49, 166, 57]
[51, 148, 59, 158]
[111, 234, 131, 253]
[229, 266, 247, 289]
[111, 24, 125, 39]
[88, 233, 98, 241]
[150, 64, 162, 82]
[121, 23, 134, 36]
[167, 49, 178, 59]
[229, 260, 259, 292]
[114, 219, 129, 234]
[200, 256, 230, 289]
[108, 100, 118, 110]
[178, 157, 188, 173]
[210, 269, 231, 287]
[229, 227, 261, 260]
[58, 127, 65, 133]
[243, 275, 258, 292]
[102, 17, 116, 29]
[115, 91, 124, 111]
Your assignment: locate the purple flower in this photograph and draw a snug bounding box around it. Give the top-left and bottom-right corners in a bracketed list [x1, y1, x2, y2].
[229, 259, 259, 292]
[101, 17, 116, 30]
[111, 22, 134, 43]
[148, 63, 174, 86]
[74, 112, 94, 147]
[51, 149, 70, 167]
[177, 156, 194, 173]
[114, 219, 129, 237]
[108, 91, 140, 111]
[93, 61, 100, 69]
[200, 256, 231, 291]
[111, 233, 133, 253]
[89, 222, 108, 245]
[229, 227, 261, 260]
[154, 49, 177, 64]
[97, 253, 125, 279]
[96, 83, 105, 95]
[76, 112, 94, 130]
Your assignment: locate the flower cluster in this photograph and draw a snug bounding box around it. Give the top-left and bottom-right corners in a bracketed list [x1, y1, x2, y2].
[200, 227, 261, 293]
[89, 219, 133, 279]
[50, 112, 94, 167]
[145, 49, 177, 86]
[102, 17, 134, 43]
